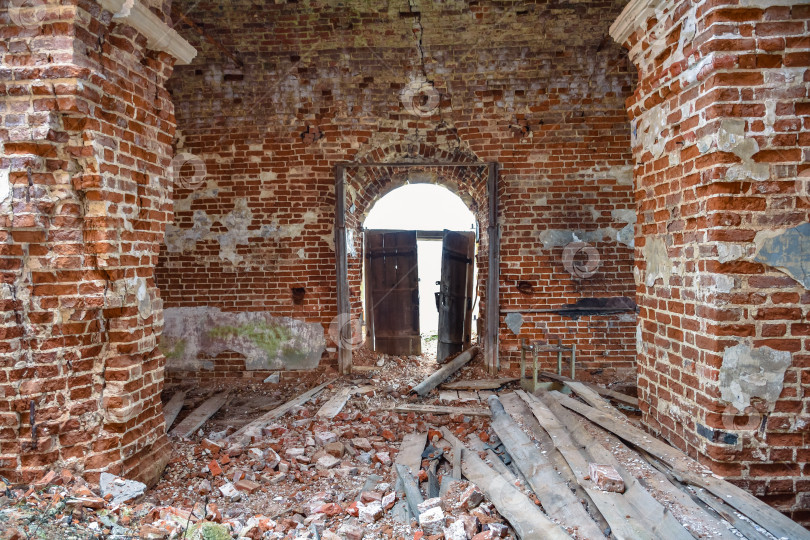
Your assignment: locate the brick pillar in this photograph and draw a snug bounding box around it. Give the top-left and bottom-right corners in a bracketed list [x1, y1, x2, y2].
[0, 0, 184, 485]
[612, 0, 809, 522]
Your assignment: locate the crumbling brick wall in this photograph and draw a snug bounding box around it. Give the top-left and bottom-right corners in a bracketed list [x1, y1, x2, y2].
[0, 0, 178, 485]
[157, 0, 637, 383]
[615, 0, 810, 522]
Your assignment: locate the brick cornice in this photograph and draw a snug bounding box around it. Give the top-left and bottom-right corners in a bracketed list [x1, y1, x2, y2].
[98, 0, 196, 64]
[609, 0, 667, 46]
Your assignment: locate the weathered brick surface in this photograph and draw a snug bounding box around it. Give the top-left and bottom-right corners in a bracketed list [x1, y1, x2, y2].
[0, 0, 176, 485]
[157, 0, 638, 383]
[618, 0, 809, 522]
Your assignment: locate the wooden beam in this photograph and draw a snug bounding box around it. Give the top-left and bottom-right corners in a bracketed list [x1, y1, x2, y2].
[395, 403, 491, 417]
[499, 393, 611, 534]
[485, 162, 500, 375]
[230, 379, 336, 443]
[394, 432, 428, 475]
[334, 165, 352, 374]
[411, 346, 479, 396]
[440, 377, 518, 391]
[169, 391, 228, 438]
[439, 427, 571, 540]
[316, 386, 353, 419]
[488, 396, 605, 539]
[540, 372, 639, 408]
[162, 390, 186, 433]
[552, 392, 810, 540]
[394, 464, 424, 519]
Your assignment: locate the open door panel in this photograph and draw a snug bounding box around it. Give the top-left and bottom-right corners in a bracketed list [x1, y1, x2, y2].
[437, 230, 475, 363]
[365, 230, 421, 356]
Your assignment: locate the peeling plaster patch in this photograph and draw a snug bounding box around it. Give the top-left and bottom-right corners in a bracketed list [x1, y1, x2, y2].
[719, 343, 791, 412]
[538, 228, 624, 250]
[611, 209, 636, 224]
[682, 53, 714, 86]
[635, 103, 668, 159]
[0, 167, 10, 206]
[218, 199, 253, 265]
[505, 312, 523, 335]
[753, 223, 810, 289]
[617, 223, 635, 249]
[347, 228, 357, 257]
[643, 236, 671, 287]
[610, 165, 633, 186]
[717, 242, 745, 263]
[164, 210, 213, 253]
[162, 307, 325, 371]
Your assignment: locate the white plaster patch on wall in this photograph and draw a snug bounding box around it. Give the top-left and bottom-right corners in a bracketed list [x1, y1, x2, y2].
[610, 165, 633, 186]
[161, 306, 325, 371]
[643, 236, 671, 287]
[635, 102, 668, 159]
[716, 242, 745, 263]
[719, 343, 791, 412]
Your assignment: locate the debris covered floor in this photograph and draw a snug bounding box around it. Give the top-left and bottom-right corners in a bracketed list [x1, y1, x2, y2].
[1, 347, 804, 540]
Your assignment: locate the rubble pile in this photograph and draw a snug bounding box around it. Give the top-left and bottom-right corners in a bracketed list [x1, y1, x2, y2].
[1, 350, 526, 539]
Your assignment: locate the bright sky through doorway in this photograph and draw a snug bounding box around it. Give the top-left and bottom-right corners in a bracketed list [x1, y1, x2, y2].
[364, 184, 475, 231]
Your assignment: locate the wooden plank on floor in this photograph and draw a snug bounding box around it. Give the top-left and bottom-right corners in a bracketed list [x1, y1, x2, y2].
[488, 395, 605, 539]
[162, 391, 186, 433]
[539, 372, 638, 408]
[395, 432, 427, 475]
[441, 377, 519, 391]
[517, 390, 665, 540]
[411, 346, 480, 397]
[456, 390, 478, 402]
[440, 427, 571, 540]
[170, 391, 228, 438]
[316, 386, 353, 419]
[231, 379, 336, 443]
[551, 391, 810, 540]
[439, 390, 459, 402]
[394, 403, 491, 417]
[499, 392, 610, 534]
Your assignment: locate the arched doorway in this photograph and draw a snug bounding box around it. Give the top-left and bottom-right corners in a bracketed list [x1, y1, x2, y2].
[363, 184, 478, 360]
[334, 159, 499, 374]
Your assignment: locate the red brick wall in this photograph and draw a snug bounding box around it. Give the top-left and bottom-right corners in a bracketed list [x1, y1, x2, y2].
[618, 0, 810, 522]
[0, 0, 177, 485]
[157, 0, 637, 382]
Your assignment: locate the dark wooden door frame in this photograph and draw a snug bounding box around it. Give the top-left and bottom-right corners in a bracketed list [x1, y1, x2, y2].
[334, 161, 499, 375]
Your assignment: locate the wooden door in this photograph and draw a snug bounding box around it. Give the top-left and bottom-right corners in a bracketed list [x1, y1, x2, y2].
[365, 230, 421, 355]
[437, 230, 475, 362]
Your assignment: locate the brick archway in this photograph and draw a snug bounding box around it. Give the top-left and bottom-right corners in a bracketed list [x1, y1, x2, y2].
[333, 143, 500, 374]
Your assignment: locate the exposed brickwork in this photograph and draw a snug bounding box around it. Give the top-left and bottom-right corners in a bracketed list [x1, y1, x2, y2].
[619, 0, 810, 523]
[158, 0, 637, 384]
[0, 0, 177, 485]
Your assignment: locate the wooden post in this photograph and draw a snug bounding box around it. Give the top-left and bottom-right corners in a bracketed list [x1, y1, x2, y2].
[485, 162, 500, 375]
[334, 165, 352, 374]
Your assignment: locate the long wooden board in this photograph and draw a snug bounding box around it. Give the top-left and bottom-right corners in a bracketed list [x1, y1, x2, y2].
[316, 386, 353, 419]
[231, 379, 336, 443]
[394, 403, 491, 417]
[488, 396, 605, 539]
[552, 392, 810, 540]
[395, 432, 427, 475]
[170, 391, 228, 438]
[411, 346, 479, 396]
[499, 393, 610, 534]
[440, 427, 571, 540]
[162, 391, 187, 433]
[440, 377, 518, 391]
[539, 372, 639, 408]
[517, 391, 665, 540]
